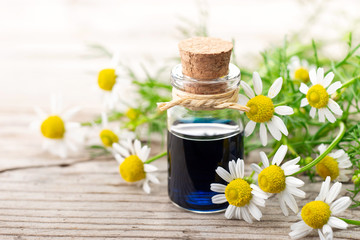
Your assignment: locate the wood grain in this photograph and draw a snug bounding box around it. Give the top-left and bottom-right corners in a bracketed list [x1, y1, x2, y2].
[0, 110, 359, 240]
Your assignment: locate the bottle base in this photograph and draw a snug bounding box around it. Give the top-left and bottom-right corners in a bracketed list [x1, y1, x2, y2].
[169, 200, 227, 214]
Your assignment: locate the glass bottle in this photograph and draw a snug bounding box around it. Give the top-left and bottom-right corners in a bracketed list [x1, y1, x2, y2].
[167, 63, 244, 213]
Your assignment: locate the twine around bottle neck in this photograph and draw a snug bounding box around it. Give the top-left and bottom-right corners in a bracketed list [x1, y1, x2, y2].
[157, 87, 250, 112]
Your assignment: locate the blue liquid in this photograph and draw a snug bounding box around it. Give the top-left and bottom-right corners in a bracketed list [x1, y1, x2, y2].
[167, 120, 244, 212]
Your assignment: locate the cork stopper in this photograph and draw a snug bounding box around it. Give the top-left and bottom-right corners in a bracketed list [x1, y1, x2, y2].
[178, 37, 233, 94]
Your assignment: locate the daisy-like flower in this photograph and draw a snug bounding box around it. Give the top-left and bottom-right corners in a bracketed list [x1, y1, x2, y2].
[251, 145, 305, 216]
[289, 176, 352, 240]
[299, 68, 343, 123]
[97, 51, 138, 111]
[112, 139, 159, 194]
[288, 56, 315, 83]
[210, 159, 268, 223]
[97, 112, 135, 151]
[316, 144, 352, 182]
[30, 94, 84, 158]
[239, 72, 294, 146]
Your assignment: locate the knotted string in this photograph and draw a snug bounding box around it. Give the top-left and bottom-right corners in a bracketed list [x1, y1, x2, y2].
[157, 87, 250, 112]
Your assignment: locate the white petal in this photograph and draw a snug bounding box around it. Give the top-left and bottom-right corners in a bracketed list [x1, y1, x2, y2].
[291, 220, 308, 231]
[281, 157, 301, 170]
[251, 184, 269, 199]
[328, 217, 348, 229]
[318, 229, 326, 240]
[300, 98, 309, 107]
[316, 177, 331, 201]
[248, 202, 262, 221]
[215, 167, 233, 183]
[114, 154, 124, 164]
[212, 194, 227, 204]
[252, 195, 266, 207]
[338, 159, 352, 168]
[210, 183, 227, 193]
[318, 144, 327, 154]
[283, 165, 300, 175]
[285, 176, 304, 188]
[244, 121, 256, 137]
[113, 143, 130, 158]
[299, 83, 309, 94]
[325, 182, 342, 204]
[283, 191, 298, 213]
[331, 149, 345, 159]
[142, 180, 151, 194]
[147, 173, 160, 184]
[251, 163, 262, 174]
[322, 72, 335, 88]
[286, 186, 306, 198]
[235, 207, 241, 220]
[268, 77, 283, 98]
[238, 159, 245, 179]
[323, 108, 336, 123]
[253, 72, 263, 95]
[322, 224, 333, 240]
[272, 145, 288, 166]
[317, 68, 324, 84]
[144, 164, 158, 173]
[275, 106, 294, 115]
[134, 140, 142, 157]
[327, 81, 342, 94]
[260, 123, 267, 146]
[236, 159, 243, 179]
[238, 94, 249, 106]
[279, 193, 289, 216]
[259, 151, 269, 168]
[330, 196, 351, 215]
[309, 68, 318, 85]
[241, 207, 253, 224]
[225, 204, 236, 219]
[267, 120, 282, 141]
[240, 81, 255, 99]
[289, 228, 313, 240]
[318, 108, 325, 122]
[272, 115, 288, 136]
[101, 112, 108, 127]
[328, 99, 343, 116]
[310, 107, 316, 119]
[228, 160, 237, 179]
[33, 106, 47, 119]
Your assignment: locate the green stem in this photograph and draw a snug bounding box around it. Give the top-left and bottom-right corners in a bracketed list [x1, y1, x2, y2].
[339, 218, 360, 226]
[340, 75, 360, 90]
[145, 151, 167, 164]
[291, 121, 346, 176]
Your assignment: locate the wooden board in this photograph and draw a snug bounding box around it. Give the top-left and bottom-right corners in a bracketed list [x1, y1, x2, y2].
[0, 109, 359, 240]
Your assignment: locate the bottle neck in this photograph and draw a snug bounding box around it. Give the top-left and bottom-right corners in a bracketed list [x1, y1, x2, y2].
[171, 63, 241, 95]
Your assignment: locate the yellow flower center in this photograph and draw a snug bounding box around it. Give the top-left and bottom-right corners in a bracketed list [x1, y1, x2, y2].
[126, 108, 139, 121]
[41, 115, 65, 139]
[294, 67, 310, 83]
[316, 155, 339, 181]
[301, 201, 331, 229]
[306, 84, 329, 109]
[119, 155, 146, 182]
[245, 95, 274, 123]
[258, 165, 286, 193]
[98, 69, 116, 91]
[225, 178, 252, 207]
[99, 129, 119, 147]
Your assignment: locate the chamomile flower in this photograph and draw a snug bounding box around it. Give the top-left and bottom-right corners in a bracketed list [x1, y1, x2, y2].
[288, 56, 315, 83]
[30, 94, 84, 158]
[210, 159, 268, 223]
[98, 112, 135, 151]
[239, 72, 294, 146]
[316, 144, 352, 182]
[299, 68, 343, 123]
[289, 177, 352, 240]
[251, 145, 305, 216]
[97, 51, 138, 111]
[112, 139, 159, 194]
